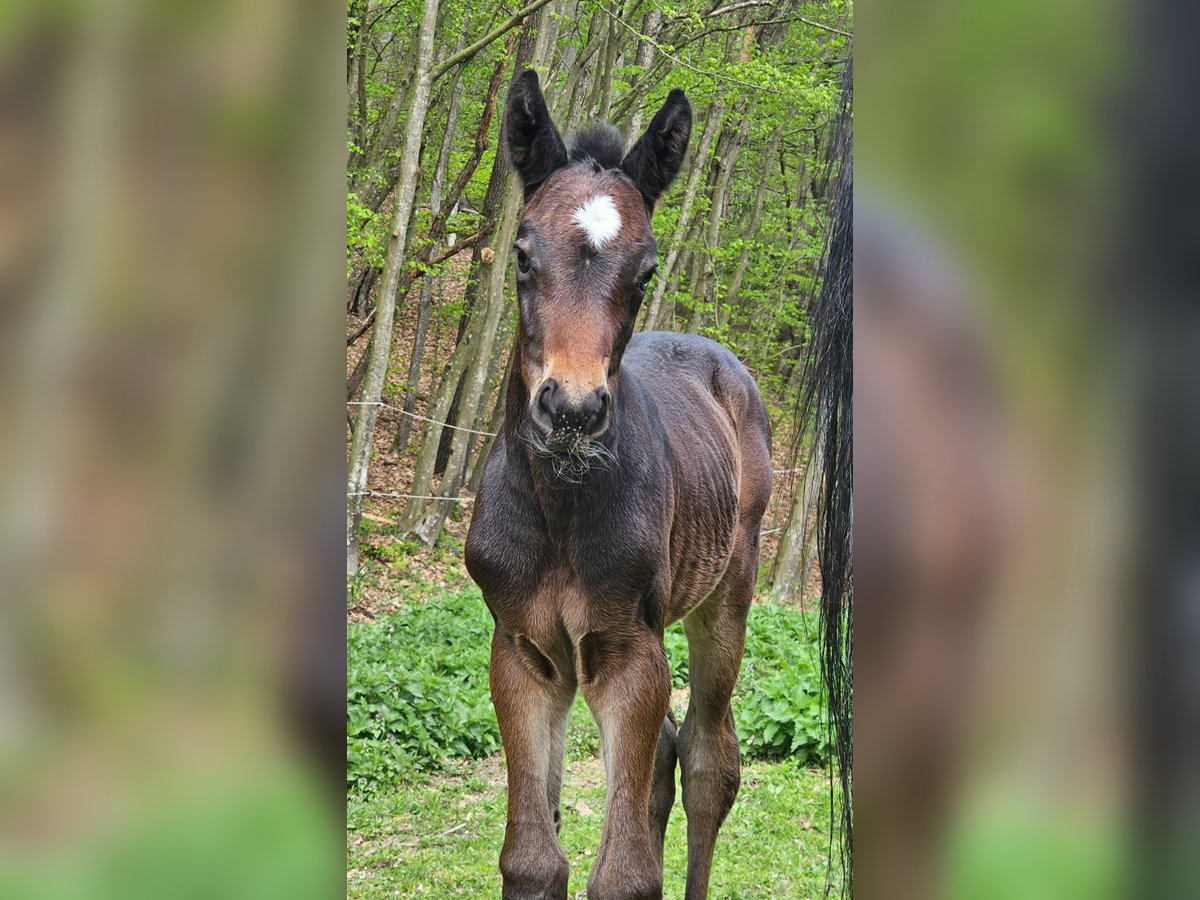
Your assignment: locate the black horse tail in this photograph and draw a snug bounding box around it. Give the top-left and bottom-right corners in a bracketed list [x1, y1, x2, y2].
[800, 57, 853, 894]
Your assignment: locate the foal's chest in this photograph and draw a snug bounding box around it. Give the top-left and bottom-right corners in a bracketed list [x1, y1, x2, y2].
[468, 486, 665, 641]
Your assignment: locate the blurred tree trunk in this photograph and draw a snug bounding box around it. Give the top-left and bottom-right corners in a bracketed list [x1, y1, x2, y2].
[346, 0, 441, 576]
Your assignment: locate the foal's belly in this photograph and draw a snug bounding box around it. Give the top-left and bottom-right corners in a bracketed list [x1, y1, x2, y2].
[663, 476, 740, 624]
[658, 399, 743, 624]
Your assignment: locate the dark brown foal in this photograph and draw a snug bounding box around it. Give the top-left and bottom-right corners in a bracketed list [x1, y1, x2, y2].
[465, 72, 772, 900]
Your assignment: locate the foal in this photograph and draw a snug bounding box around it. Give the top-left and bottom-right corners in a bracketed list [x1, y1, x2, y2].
[465, 72, 772, 900]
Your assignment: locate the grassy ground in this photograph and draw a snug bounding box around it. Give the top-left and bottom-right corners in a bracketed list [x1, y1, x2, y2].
[347, 578, 837, 897]
[348, 754, 838, 899]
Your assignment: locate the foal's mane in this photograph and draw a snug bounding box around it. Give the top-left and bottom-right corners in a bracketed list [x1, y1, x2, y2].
[566, 122, 625, 169]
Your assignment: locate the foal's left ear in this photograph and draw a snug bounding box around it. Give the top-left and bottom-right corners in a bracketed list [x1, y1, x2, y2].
[505, 70, 568, 201]
[620, 89, 693, 212]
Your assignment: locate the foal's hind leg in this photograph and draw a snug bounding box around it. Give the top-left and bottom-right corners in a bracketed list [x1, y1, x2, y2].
[648, 710, 678, 865]
[678, 557, 754, 900]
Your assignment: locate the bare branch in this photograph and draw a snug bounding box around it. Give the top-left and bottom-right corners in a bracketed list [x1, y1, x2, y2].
[345, 231, 485, 347]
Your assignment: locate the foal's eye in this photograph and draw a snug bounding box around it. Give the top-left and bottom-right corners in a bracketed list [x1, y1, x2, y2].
[637, 267, 657, 292]
[514, 246, 532, 275]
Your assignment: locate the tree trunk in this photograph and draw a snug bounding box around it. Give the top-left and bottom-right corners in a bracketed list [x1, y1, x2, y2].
[346, 0, 441, 577]
[465, 323, 514, 492]
[412, 180, 521, 544]
[353, 30, 419, 199]
[643, 96, 724, 332]
[402, 15, 543, 530]
[393, 16, 470, 454]
[621, 8, 664, 144]
[428, 31, 520, 475]
[700, 107, 752, 333]
[410, 9, 552, 543]
[724, 123, 783, 311]
[770, 446, 823, 602]
[555, 9, 605, 127]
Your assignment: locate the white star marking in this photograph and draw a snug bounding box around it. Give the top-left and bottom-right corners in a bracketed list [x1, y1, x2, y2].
[571, 195, 621, 249]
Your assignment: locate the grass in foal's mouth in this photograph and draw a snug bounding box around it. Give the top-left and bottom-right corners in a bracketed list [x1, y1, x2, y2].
[347, 752, 840, 898]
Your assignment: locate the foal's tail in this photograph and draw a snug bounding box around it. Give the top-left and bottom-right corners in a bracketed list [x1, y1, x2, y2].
[799, 58, 853, 894]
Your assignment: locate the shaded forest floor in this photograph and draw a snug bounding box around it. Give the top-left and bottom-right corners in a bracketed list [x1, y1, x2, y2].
[347, 259, 818, 619]
[348, 754, 838, 899]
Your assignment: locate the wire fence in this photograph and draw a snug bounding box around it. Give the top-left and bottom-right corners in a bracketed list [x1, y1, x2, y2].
[347, 400, 497, 437]
[348, 402, 795, 537]
[348, 490, 473, 504]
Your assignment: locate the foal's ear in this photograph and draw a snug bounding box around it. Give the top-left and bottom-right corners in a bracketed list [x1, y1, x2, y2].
[505, 70, 568, 201]
[620, 89, 693, 211]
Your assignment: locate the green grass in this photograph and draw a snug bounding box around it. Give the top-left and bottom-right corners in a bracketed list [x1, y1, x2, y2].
[347, 755, 839, 898]
[347, 585, 839, 896]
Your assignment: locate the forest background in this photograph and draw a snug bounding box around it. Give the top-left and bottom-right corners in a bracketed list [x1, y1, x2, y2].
[344, 0, 851, 599]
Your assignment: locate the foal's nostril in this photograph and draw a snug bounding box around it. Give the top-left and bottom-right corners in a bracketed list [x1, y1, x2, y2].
[534, 379, 559, 427]
[587, 387, 611, 432]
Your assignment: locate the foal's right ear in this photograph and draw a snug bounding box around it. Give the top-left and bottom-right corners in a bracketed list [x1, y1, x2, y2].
[505, 70, 568, 201]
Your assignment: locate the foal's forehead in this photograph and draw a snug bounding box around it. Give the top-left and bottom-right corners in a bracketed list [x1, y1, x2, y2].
[522, 164, 650, 250]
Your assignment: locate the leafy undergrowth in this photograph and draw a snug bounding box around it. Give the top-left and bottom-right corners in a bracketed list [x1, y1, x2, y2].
[347, 755, 840, 899]
[348, 588, 828, 795]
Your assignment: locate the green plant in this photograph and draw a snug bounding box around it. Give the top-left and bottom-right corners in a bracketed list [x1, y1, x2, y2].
[347, 590, 828, 794]
[737, 603, 829, 763]
[347, 589, 499, 794]
[347, 757, 839, 899]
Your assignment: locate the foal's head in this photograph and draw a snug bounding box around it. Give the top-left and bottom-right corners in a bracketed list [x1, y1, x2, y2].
[504, 71, 691, 462]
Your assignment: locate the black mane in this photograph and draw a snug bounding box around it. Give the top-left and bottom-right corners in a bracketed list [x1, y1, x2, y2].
[567, 122, 625, 169]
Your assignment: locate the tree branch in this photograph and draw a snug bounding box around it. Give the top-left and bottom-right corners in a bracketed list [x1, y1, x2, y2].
[706, 0, 774, 18]
[799, 16, 851, 38]
[346, 230, 485, 347]
[600, 4, 780, 95]
[431, 0, 556, 81]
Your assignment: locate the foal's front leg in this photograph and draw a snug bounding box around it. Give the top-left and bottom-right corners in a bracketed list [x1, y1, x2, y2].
[579, 627, 672, 900]
[490, 628, 575, 899]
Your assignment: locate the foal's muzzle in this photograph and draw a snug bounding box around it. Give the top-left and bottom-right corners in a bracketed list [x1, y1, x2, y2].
[531, 378, 610, 443]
